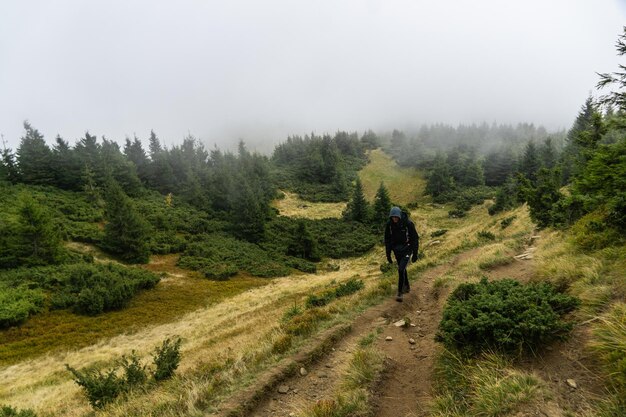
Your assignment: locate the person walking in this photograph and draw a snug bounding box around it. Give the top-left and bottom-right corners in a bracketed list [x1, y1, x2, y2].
[384, 206, 419, 302]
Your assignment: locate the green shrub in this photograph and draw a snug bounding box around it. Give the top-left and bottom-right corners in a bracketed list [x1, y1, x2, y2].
[306, 291, 335, 308]
[0, 286, 45, 328]
[152, 337, 182, 381]
[0, 262, 160, 320]
[436, 278, 579, 355]
[63, 264, 159, 315]
[0, 405, 37, 417]
[379, 262, 393, 274]
[178, 234, 291, 278]
[66, 364, 124, 409]
[283, 308, 330, 336]
[477, 231, 496, 241]
[335, 278, 365, 298]
[570, 209, 623, 250]
[282, 303, 303, 322]
[202, 263, 239, 281]
[264, 217, 377, 260]
[120, 351, 147, 388]
[500, 216, 517, 229]
[431, 229, 448, 238]
[448, 209, 466, 218]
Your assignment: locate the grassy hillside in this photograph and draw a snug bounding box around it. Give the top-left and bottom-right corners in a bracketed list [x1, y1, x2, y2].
[359, 148, 428, 205]
[1, 150, 623, 417]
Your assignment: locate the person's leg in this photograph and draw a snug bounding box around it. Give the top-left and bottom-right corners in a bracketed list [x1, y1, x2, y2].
[396, 253, 410, 300]
[402, 268, 410, 293]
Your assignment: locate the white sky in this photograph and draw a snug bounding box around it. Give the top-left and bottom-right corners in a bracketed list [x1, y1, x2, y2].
[1, 1, 624, 152]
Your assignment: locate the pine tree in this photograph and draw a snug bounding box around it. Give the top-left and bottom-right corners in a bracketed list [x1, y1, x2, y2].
[287, 220, 320, 261]
[597, 26, 626, 110]
[520, 141, 541, 184]
[1, 147, 19, 183]
[51, 135, 81, 190]
[343, 178, 370, 223]
[230, 179, 266, 242]
[484, 148, 517, 186]
[16, 194, 63, 266]
[17, 122, 54, 185]
[124, 136, 149, 183]
[426, 154, 455, 197]
[525, 168, 564, 228]
[372, 182, 392, 227]
[102, 180, 151, 263]
[540, 137, 558, 169]
[461, 160, 485, 187]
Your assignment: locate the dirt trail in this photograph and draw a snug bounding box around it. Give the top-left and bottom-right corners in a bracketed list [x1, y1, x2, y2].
[245, 248, 489, 417]
[241, 239, 575, 417]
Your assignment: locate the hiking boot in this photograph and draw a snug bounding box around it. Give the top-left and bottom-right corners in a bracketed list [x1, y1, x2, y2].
[395, 293, 403, 302]
[402, 283, 410, 294]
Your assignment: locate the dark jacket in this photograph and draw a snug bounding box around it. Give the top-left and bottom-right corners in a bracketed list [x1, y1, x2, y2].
[384, 211, 419, 259]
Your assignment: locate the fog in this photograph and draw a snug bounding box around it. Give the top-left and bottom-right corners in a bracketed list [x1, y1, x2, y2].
[0, 0, 624, 152]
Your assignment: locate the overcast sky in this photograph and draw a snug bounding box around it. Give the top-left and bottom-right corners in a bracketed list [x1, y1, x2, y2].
[1, 1, 625, 152]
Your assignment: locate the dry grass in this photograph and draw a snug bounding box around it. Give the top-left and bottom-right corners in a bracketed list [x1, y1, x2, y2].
[0, 150, 541, 416]
[431, 351, 545, 417]
[272, 191, 346, 219]
[0, 255, 267, 366]
[358, 149, 427, 205]
[0, 253, 384, 416]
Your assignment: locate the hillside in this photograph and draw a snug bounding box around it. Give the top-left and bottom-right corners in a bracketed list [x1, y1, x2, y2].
[3, 147, 622, 417]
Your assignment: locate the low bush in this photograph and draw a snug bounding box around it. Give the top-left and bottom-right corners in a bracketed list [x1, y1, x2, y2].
[335, 278, 365, 297]
[67, 337, 181, 409]
[65, 365, 124, 409]
[448, 209, 466, 218]
[477, 231, 496, 241]
[306, 291, 335, 308]
[0, 286, 45, 328]
[264, 217, 378, 260]
[500, 215, 517, 229]
[283, 308, 330, 337]
[120, 351, 148, 388]
[0, 263, 160, 320]
[152, 337, 182, 381]
[0, 405, 37, 417]
[431, 229, 448, 238]
[306, 278, 365, 308]
[570, 209, 623, 251]
[61, 263, 159, 316]
[436, 278, 579, 355]
[178, 234, 292, 278]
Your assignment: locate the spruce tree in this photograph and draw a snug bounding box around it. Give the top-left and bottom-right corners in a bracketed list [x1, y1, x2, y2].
[287, 219, 320, 261]
[17, 122, 54, 185]
[461, 160, 485, 187]
[102, 180, 151, 263]
[426, 154, 455, 197]
[16, 194, 63, 266]
[343, 178, 370, 223]
[540, 137, 558, 169]
[1, 147, 19, 183]
[525, 168, 564, 228]
[51, 135, 81, 190]
[372, 182, 392, 227]
[520, 141, 541, 184]
[597, 26, 626, 110]
[230, 178, 266, 243]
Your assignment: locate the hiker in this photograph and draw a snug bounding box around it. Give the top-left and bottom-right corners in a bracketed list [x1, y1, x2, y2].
[384, 206, 419, 302]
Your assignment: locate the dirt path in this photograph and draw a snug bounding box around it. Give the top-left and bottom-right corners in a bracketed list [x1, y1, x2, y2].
[217, 234, 604, 417]
[245, 248, 489, 417]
